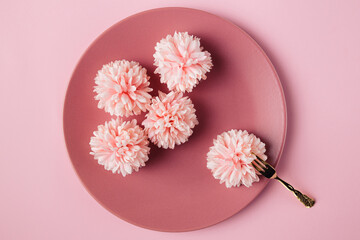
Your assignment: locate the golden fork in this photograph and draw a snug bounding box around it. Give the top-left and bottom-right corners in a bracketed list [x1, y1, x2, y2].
[252, 155, 315, 208]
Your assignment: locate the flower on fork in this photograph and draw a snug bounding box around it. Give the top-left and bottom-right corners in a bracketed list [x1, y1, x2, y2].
[207, 130, 267, 188]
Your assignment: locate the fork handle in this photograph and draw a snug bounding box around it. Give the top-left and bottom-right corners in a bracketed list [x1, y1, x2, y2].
[275, 177, 315, 208]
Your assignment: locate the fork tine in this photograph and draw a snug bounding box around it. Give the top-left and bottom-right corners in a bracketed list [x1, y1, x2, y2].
[252, 157, 265, 170]
[256, 156, 274, 172]
[251, 160, 264, 173]
[252, 157, 261, 166]
[254, 155, 267, 166]
[255, 155, 275, 171]
[253, 154, 277, 178]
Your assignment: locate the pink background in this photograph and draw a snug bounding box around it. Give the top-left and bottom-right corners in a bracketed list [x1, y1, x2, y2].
[1, 0, 360, 239]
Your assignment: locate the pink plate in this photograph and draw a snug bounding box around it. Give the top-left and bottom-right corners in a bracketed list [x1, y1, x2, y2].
[63, 7, 286, 232]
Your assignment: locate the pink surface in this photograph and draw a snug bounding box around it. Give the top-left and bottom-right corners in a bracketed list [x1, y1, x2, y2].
[1, 0, 360, 239]
[63, 8, 286, 231]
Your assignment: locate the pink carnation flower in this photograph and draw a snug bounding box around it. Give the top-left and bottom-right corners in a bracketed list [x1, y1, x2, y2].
[89, 118, 150, 176]
[207, 130, 267, 188]
[153, 32, 213, 93]
[142, 91, 199, 149]
[94, 60, 152, 117]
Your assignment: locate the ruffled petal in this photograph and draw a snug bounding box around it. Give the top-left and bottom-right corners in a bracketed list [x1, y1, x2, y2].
[94, 60, 152, 117]
[154, 32, 213, 93]
[142, 91, 198, 149]
[89, 118, 150, 176]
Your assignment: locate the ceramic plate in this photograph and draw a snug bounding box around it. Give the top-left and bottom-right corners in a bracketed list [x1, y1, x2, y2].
[63, 7, 286, 232]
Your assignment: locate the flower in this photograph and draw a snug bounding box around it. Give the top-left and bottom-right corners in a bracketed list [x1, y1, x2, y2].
[94, 60, 152, 117]
[207, 130, 267, 188]
[142, 91, 199, 149]
[153, 32, 213, 93]
[89, 118, 150, 176]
